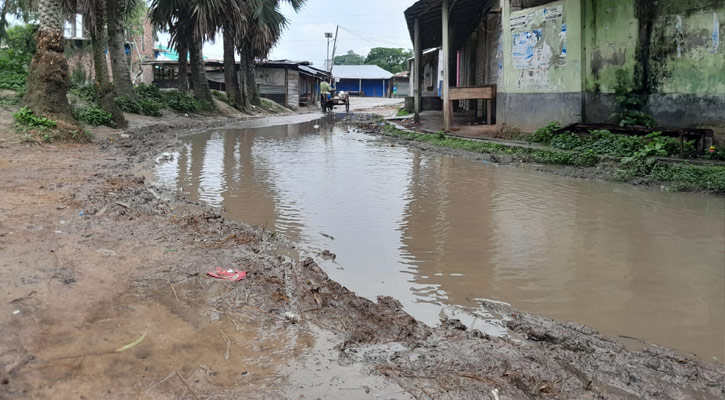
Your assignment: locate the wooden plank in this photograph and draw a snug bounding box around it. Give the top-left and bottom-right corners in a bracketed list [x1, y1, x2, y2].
[449, 86, 495, 100]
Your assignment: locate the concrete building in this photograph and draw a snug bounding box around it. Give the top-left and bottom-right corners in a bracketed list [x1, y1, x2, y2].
[332, 65, 394, 97]
[405, 0, 725, 134]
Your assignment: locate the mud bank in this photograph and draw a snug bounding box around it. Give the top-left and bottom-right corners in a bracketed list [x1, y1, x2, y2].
[350, 115, 725, 193]
[0, 113, 723, 399]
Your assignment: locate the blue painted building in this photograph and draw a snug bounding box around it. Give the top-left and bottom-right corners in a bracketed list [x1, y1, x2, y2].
[332, 65, 394, 97]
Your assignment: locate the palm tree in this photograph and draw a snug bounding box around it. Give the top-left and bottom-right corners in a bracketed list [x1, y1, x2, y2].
[106, 0, 136, 98]
[149, 0, 244, 103]
[77, 0, 110, 88]
[238, 0, 305, 108]
[23, 0, 73, 120]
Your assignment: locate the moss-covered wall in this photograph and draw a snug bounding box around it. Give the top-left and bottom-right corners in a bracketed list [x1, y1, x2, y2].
[584, 0, 725, 95]
[584, 0, 638, 93]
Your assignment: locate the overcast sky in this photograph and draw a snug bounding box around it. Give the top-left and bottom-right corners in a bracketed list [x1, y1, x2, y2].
[199, 0, 417, 67]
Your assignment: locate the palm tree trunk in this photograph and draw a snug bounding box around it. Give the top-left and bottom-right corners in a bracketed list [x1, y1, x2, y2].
[245, 52, 260, 106]
[107, 0, 135, 98]
[237, 45, 250, 110]
[91, 32, 110, 90]
[23, 0, 73, 119]
[189, 34, 213, 103]
[222, 22, 240, 107]
[177, 41, 190, 93]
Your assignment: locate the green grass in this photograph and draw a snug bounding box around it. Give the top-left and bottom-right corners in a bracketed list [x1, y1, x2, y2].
[396, 108, 411, 117]
[380, 124, 725, 193]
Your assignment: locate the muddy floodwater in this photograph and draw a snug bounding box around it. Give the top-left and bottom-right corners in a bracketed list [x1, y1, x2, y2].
[154, 118, 725, 361]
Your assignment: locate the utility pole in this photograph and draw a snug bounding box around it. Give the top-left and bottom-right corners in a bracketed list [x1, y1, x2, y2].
[325, 32, 333, 71]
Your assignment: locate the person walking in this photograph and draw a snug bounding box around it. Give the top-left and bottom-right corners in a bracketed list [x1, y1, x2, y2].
[320, 79, 332, 112]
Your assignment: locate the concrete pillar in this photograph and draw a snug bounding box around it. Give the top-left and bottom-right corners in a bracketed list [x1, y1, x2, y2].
[414, 17, 422, 122]
[442, 0, 451, 131]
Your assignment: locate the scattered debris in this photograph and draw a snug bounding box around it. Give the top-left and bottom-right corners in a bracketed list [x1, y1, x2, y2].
[115, 331, 148, 352]
[284, 312, 300, 324]
[319, 250, 336, 260]
[207, 267, 246, 282]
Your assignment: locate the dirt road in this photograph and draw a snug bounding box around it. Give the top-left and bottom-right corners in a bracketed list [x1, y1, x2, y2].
[0, 110, 722, 399]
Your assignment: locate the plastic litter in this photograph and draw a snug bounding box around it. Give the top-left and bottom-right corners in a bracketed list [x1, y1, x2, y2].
[79, 211, 85, 216]
[207, 267, 246, 282]
[115, 331, 147, 352]
[12, 310, 20, 315]
[284, 312, 300, 324]
[313, 125, 320, 129]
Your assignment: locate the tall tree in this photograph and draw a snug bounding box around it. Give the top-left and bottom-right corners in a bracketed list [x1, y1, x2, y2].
[106, 0, 136, 98]
[238, 0, 305, 108]
[77, 0, 110, 88]
[334, 50, 364, 66]
[23, 0, 73, 120]
[365, 47, 412, 74]
[149, 0, 244, 104]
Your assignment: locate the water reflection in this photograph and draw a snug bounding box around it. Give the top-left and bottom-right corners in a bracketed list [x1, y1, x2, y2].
[155, 120, 725, 361]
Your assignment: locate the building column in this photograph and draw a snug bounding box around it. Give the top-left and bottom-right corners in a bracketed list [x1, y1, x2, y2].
[414, 17, 422, 123]
[442, 0, 451, 131]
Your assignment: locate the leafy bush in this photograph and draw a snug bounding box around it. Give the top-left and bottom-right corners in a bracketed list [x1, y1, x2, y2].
[115, 95, 142, 114]
[612, 69, 656, 128]
[0, 49, 30, 91]
[136, 83, 165, 103]
[71, 84, 99, 103]
[396, 108, 411, 117]
[701, 147, 725, 161]
[584, 129, 643, 157]
[13, 107, 56, 130]
[138, 98, 163, 116]
[73, 105, 115, 127]
[549, 132, 584, 151]
[528, 121, 560, 144]
[164, 90, 212, 113]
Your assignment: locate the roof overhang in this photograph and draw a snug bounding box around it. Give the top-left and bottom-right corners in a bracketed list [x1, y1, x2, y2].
[404, 0, 497, 51]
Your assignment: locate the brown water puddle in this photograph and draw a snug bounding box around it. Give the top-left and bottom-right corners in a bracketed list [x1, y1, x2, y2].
[154, 119, 725, 361]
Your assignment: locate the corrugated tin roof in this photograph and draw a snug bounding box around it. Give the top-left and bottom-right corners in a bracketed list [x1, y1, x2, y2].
[332, 65, 393, 80]
[404, 0, 497, 51]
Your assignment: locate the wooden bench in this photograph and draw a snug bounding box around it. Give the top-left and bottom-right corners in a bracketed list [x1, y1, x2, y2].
[449, 85, 496, 126]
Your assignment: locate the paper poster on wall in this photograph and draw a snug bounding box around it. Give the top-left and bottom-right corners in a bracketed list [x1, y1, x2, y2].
[512, 30, 542, 69]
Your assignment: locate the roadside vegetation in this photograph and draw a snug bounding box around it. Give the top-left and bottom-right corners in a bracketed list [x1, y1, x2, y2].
[382, 123, 725, 193]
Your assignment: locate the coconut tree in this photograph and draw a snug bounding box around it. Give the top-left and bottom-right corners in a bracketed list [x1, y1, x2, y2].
[238, 0, 305, 108]
[149, 0, 244, 103]
[106, 0, 136, 98]
[76, 0, 109, 88]
[23, 0, 73, 120]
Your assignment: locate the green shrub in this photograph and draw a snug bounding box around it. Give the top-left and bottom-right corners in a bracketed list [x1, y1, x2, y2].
[701, 147, 725, 161]
[70, 84, 99, 103]
[164, 90, 212, 113]
[0, 49, 30, 91]
[138, 98, 162, 116]
[115, 95, 142, 114]
[73, 105, 115, 127]
[584, 130, 643, 157]
[549, 132, 584, 151]
[135, 83, 165, 103]
[13, 107, 56, 130]
[396, 108, 411, 117]
[528, 121, 560, 144]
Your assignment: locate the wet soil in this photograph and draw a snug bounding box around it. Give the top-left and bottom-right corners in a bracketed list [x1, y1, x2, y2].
[0, 110, 723, 399]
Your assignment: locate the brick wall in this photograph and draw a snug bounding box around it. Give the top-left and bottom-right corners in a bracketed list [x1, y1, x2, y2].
[67, 18, 156, 86]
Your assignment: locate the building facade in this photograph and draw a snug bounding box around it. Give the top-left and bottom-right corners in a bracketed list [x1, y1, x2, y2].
[406, 0, 725, 134]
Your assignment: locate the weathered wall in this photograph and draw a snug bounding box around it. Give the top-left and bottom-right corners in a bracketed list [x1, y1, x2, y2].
[583, 0, 725, 129]
[499, 0, 584, 131]
[499, 0, 725, 132]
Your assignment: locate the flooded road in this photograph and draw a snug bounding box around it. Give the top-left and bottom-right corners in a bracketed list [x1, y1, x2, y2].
[155, 118, 725, 361]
